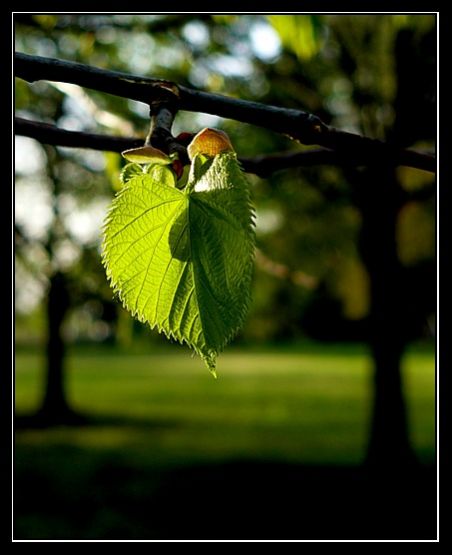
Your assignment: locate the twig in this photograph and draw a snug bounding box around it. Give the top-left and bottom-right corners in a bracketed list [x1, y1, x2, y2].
[145, 101, 188, 163]
[14, 53, 436, 173]
[15, 117, 142, 152]
[14, 118, 437, 186]
[11, 117, 371, 174]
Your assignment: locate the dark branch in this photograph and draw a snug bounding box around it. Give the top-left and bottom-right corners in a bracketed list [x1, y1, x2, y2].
[12, 117, 376, 175]
[14, 53, 321, 141]
[15, 52, 180, 106]
[13, 117, 334, 172]
[15, 117, 142, 152]
[14, 53, 436, 173]
[240, 149, 345, 177]
[14, 118, 438, 184]
[146, 102, 188, 163]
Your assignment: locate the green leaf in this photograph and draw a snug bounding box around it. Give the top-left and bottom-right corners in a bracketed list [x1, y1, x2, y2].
[102, 151, 255, 375]
[120, 162, 177, 187]
[120, 163, 144, 185]
[146, 164, 177, 187]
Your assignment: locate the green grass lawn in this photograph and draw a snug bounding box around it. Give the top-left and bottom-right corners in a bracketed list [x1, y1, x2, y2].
[15, 343, 435, 466]
[14, 343, 436, 539]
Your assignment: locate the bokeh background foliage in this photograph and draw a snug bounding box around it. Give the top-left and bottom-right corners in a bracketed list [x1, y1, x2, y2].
[14, 14, 436, 540]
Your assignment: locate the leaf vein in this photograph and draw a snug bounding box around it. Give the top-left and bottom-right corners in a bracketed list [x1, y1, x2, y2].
[110, 198, 180, 240]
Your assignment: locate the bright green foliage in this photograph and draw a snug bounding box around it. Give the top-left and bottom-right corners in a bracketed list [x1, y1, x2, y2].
[120, 163, 144, 185]
[102, 152, 255, 375]
[120, 163, 177, 188]
[268, 15, 322, 61]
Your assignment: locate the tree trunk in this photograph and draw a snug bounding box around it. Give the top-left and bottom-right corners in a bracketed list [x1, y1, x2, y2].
[356, 166, 417, 467]
[355, 26, 435, 468]
[38, 271, 73, 423]
[366, 337, 414, 467]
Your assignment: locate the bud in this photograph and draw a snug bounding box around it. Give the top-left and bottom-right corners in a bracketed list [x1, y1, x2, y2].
[187, 128, 234, 161]
[122, 145, 171, 165]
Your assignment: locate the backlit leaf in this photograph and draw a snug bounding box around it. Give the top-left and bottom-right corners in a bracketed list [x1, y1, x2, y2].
[102, 150, 255, 375]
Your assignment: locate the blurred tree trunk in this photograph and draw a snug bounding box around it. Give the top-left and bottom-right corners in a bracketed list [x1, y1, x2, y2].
[346, 24, 435, 467]
[38, 271, 73, 422]
[357, 166, 416, 467]
[37, 145, 81, 424]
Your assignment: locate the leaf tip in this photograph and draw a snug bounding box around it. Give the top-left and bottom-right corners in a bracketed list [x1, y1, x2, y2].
[202, 352, 218, 378]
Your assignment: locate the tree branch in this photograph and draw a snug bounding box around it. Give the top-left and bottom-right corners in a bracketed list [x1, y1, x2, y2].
[145, 102, 188, 163]
[12, 117, 374, 175]
[14, 118, 438, 188]
[15, 53, 436, 173]
[15, 117, 142, 152]
[240, 149, 344, 176]
[15, 52, 180, 106]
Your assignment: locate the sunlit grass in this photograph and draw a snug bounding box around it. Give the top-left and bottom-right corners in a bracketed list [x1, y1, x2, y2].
[14, 344, 435, 466]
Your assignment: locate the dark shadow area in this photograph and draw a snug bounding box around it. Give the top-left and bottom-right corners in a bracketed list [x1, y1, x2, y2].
[15, 410, 89, 429]
[14, 412, 182, 432]
[14, 452, 436, 540]
[153, 462, 436, 540]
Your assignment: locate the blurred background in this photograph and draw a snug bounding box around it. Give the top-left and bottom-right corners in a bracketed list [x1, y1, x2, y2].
[14, 14, 436, 540]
